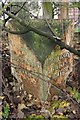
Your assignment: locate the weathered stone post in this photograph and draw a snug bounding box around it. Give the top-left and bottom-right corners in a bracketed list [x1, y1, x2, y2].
[8, 20, 74, 101]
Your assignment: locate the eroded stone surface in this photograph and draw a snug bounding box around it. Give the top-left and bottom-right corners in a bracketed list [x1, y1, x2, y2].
[8, 20, 74, 101]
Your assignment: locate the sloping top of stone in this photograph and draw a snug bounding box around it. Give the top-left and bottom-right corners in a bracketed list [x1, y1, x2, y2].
[8, 19, 71, 65]
[74, 21, 80, 33]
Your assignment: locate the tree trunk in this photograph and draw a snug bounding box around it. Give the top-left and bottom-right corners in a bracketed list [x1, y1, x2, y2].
[42, 2, 53, 19]
[60, 0, 69, 19]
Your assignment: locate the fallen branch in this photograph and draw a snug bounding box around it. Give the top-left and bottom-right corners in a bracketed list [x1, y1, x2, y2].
[2, 26, 30, 34]
[2, 10, 80, 57]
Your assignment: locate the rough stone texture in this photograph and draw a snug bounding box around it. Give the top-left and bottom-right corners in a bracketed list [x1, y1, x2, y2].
[8, 20, 74, 100]
[0, 36, 2, 119]
[0, 36, 2, 96]
[0, 42, 2, 94]
[8, 34, 42, 98]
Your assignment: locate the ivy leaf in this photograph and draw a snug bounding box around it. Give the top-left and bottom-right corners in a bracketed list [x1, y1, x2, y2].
[3, 104, 10, 119]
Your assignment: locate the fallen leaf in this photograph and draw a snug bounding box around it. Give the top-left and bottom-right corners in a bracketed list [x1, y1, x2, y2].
[18, 103, 27, 110]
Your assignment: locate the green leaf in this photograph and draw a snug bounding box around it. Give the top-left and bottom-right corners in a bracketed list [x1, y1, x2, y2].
[3, 104, 10, 119]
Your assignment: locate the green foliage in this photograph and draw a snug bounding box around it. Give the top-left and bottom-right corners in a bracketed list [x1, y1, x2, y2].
[51, 100, 61, 110]
[59, 101, 70, 108]
[74, 28, 80, 33]
[3, 103, 10, 119]
[74, 92, 80, 102]
[51, 115, 68, 119]
[27, 115, 45, 120]
[50, 99, 69, 111]
[69, 87, 80, 102]
[70, 2, 80, 9]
